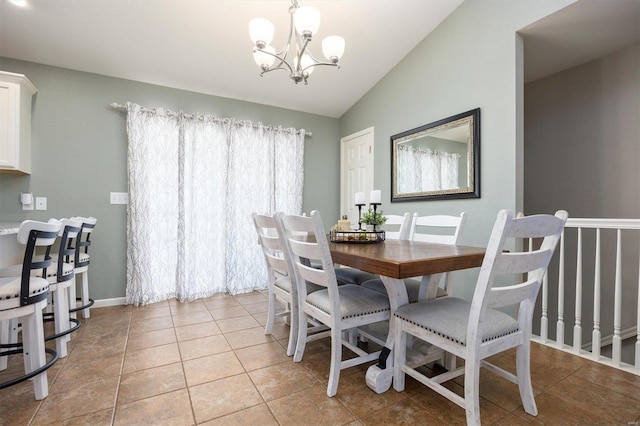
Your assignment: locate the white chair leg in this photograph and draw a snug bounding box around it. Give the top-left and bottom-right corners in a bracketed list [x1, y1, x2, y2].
[516, 343, 538, 416]
[264, 291, 276, 335]
[392, 319, 407, 392]
[80, 271, 90, 319]
[327, 326, 342, 397]
[52, 286, 70, 358]
[69, 278, 77, 320]
[286, 300, 298, 357]
[22, 304, 49, 400]
[293, 310, 308, 363]
[0, 320, 9, 371]
[464, 358, 482, 426]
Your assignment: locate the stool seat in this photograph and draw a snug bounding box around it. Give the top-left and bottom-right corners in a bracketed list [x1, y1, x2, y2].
[0, 276, 49, 310]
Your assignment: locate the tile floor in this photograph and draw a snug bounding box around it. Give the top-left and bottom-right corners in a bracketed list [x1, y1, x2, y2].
[2, 291, 640, 425]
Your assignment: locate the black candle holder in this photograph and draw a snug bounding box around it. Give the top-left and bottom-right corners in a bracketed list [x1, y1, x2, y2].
[370, 202, 381, 232]
[356, 203, 366, 231]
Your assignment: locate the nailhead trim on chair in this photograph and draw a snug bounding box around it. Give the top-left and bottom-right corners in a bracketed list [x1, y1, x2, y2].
[394, 311, 519, 346]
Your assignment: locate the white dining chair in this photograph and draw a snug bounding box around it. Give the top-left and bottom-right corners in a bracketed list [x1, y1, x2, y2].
[362, 212, 467, 302]
[279, 210, 391, 397]
[334, 213, 413, 285]
[0, 220, 61, 400]
[392, 209, 567, 425]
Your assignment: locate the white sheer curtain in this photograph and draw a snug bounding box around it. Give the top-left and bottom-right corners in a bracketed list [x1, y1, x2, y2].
[125, 103, 304, 305]
[397, 145, 459, 193]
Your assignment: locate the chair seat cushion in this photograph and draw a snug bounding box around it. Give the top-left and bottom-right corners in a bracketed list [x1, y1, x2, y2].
[274, 276, 323, 295]
[334, 267, 378, 285]
[0, 276, 50, 310]
[394, 297, 519, 346]
[306, 284, 390, 320]
[361, 278, 447, 303]
[0, 262, 74, 279]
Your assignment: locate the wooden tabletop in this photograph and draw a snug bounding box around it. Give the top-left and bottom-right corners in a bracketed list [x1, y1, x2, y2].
[329, 239, 485, 279]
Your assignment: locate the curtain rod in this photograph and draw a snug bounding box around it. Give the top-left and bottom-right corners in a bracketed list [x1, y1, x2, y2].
[110, 103, 311, 137]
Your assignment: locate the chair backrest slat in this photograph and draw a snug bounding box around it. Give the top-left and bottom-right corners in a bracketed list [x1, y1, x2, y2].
[382, 213, 412, 240]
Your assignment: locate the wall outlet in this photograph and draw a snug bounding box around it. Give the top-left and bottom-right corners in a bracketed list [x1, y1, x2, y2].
[36, 197, 47, 210]
[21, 192, 34, 210]
[110, 192, 128, 205]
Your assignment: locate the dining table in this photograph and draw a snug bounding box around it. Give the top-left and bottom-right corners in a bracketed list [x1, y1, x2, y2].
[328, 238, 485, 393]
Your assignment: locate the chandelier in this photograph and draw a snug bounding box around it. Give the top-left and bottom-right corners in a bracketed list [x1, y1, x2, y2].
[249, 0, 345, 85]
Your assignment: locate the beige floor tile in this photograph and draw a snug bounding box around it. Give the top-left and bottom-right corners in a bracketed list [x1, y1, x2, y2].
[189, 373, 263, 423]
[242, 300, 270, 315]
[126, 327, 177, 351]
[130, 305, 171, 320]
[183, 351, 244, 386]
[68, 333, 127, 358]
[208, 305, 249, 320]
[267, 383, 356, 426]
[178, 334, 231, 361]
[249, 361, 318, 401]
[47, 408, 114, 426]
[235, 340, 290, 371]
[223, 326, 275, 349]
[170, 300, 208, 315]
[358, 397, 445, 425]
[122, 342, 181, 373]
[216, 315, 261, 333]
[335, 371, 426, 418]
[171, 310, 213, 327]
[33, 377, 119, 424]
[572, 361, 640, 401]
[175, 321, 221, 342]
[113, 388, 194, 426]
[203, 297, 240, 310]
[198, 403, 278, 426]
[128, 315, 174, 334]
[117, 362, 186, 405]
[234, 292, 268, 306]
[53, 351, 124, 387]
[0, 380, 46, 425]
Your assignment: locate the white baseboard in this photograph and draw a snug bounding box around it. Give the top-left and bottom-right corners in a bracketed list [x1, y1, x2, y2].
[93, 297, 126, 308]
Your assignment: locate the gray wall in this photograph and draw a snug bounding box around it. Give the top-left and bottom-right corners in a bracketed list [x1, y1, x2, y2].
[525, 44, 640, 343]
[339, 0, 573, 299]
[0, 57, 340, 301]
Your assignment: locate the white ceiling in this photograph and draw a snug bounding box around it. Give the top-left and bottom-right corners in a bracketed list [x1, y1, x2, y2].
[0, 0, 463, 118]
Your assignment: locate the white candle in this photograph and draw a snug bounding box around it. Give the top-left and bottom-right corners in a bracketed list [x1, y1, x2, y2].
[370, 190, 381, 204]
[354, 192, 365, 205]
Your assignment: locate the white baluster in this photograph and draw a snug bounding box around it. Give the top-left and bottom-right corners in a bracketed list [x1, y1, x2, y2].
[612, 229, 622, 366]
[573, 227, 583, 353]
[592, 228, 601, 360]
[556, 230, 565, 347]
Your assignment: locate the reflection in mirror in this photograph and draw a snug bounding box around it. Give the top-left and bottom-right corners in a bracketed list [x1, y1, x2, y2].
[391, 108, 480, 202]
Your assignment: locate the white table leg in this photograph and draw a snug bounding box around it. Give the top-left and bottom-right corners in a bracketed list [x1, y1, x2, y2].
[365, 275, 409, 394]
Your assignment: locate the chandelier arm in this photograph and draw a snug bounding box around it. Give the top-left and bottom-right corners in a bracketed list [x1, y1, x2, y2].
[253, 47, 294, 74]
[300, 61, 340, 74]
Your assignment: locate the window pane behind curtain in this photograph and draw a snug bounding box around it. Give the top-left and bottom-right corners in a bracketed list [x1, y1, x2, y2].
[125, 103, 304, 305]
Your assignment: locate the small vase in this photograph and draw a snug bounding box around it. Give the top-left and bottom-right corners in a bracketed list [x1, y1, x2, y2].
[365, 224, 374, 232]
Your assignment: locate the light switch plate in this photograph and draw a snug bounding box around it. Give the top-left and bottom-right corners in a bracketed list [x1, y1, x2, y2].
[110, 192, 129, 205]
[35, 197, 47, 210]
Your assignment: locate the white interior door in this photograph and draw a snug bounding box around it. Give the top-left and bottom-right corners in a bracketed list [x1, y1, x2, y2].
[340, 127, 374, 227]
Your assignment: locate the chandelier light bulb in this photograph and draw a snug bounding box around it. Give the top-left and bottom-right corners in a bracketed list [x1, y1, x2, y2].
[294, 6, 320, 38]
[322, 36, 345, 63]
[253, 46, 276, 69]
[249, 18, 275, 48]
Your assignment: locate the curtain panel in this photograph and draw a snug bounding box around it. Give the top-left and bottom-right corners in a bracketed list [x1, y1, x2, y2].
[125, 103, 304, 305]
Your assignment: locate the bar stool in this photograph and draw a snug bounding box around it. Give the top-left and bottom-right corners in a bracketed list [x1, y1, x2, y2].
[0, 218, 83, 358]
[68, 216, 96, 319]
[0, 220, 61, 400]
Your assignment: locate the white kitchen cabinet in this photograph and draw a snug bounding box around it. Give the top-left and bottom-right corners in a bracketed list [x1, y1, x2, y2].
[0, 71, 37, 174]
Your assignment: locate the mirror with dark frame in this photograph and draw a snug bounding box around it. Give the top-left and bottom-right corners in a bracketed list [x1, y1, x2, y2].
[391, 108, 480, 202]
